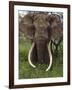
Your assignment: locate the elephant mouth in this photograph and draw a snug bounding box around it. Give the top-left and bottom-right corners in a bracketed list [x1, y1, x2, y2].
[28, 41, 52, 71]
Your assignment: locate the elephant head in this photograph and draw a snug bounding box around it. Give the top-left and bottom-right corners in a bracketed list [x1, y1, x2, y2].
[19, 12, 62, 71]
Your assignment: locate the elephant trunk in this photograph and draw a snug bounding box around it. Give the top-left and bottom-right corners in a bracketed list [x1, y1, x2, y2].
[36, 40, 48, 64]
[28, 41, 52, 71]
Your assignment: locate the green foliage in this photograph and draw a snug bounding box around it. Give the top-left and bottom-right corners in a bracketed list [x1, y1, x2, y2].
[19, 35, 63, 79]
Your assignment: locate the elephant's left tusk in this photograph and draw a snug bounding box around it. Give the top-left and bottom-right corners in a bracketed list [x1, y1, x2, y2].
[28, 42, 36, 68]
[46, 41, 52, 71]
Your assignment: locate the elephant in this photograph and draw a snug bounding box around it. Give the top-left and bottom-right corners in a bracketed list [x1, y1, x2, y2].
[19, 12, 63, 71]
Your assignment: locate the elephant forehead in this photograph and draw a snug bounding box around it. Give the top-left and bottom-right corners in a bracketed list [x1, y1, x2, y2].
[34, 14, 48, 20]
[34, 20, 49, 29]
[33, 14, 49, 28]
[34, 15, 48, 23]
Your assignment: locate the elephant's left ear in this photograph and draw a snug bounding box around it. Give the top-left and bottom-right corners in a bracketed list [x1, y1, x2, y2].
[48, 14, 62, 41]
[19, 14, 35, 40]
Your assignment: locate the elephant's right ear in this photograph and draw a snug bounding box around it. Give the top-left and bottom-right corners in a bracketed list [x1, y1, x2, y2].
[19, 14, 35, 40]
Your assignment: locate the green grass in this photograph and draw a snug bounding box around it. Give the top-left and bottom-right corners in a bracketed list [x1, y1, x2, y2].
[19, 35, 63, 79]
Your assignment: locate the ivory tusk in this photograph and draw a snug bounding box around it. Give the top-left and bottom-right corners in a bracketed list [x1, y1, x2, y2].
[46, 41, 52, 71]
[28, 42, 36, 68]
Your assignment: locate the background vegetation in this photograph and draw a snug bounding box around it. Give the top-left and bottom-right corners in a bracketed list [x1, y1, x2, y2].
[19, 32, 63, 79]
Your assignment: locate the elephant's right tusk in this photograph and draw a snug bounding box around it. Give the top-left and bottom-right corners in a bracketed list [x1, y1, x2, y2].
[46, 41, 52, 71]
[28, 42, 36, 68]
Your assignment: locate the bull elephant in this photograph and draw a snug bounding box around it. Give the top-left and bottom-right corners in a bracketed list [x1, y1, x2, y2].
[19, 12, 63, 71]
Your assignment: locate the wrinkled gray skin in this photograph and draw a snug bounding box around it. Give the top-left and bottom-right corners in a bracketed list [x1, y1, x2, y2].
[48, 14, 63, 54]
[19, 13, 62, 64]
